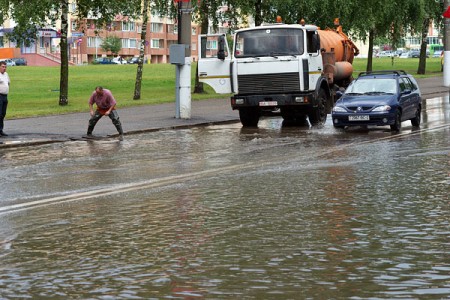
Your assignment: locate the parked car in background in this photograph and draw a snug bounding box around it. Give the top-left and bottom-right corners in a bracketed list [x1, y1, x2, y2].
[332, 70, 422, 132]
[376, 51, 394, 58]
[393, 50, 403, 57]
[409, 50, 420, 58]
[112, 56, 127, 64]
[12, 58, 27, 66]
[127, 57, 148, 64]
[399, 52, 411, 58]
[93, 57, 115, 64]
[0, 59, 16, 66]
[128, 57, 139, 64]
[410, 49, 430, 58]
[433, 50, 443, 58]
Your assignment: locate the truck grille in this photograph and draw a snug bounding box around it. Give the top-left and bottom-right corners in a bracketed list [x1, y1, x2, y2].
[237, 72, 300, 95]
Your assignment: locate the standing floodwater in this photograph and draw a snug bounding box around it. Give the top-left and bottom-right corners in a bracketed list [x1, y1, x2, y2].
[0, 96, 449, 299]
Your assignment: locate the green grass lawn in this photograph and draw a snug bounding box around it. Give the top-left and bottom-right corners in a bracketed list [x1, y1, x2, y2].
[6, 57, 443, 119]
[6, 63, 221, 119]
[352, 56, 443, 77]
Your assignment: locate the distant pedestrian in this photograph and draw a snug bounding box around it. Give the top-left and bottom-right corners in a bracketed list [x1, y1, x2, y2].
[0, 61, 10, 137]
[87, 86, 124, 138]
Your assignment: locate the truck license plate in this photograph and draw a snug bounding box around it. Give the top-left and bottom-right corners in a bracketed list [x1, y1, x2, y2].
[259, 101, 278, 107]
[349, 115, 369, 121]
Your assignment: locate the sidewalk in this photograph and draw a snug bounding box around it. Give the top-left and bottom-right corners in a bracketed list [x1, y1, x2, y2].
[0, 76, 448, 148]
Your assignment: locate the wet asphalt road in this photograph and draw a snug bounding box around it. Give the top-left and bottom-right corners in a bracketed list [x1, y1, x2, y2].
[0, 76, 447, 148]
[0, 93, 448, 299]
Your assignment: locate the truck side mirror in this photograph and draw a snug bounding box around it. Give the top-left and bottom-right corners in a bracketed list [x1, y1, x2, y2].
[218, 35, 226, 60]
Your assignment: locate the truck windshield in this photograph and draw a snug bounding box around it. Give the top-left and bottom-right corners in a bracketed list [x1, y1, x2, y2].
[235, 28, 304, 58]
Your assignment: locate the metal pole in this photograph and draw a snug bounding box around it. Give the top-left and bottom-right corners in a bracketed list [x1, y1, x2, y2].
[176, 0, 192, 119]
[444, 0, 450, 87]
[175, 64, 181, 118]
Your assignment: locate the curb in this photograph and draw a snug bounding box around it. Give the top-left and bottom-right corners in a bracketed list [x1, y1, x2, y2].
[0, 119, 239, 149]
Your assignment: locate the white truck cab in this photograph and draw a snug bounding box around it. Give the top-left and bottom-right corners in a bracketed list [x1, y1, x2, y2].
[198, 23, 331, 127]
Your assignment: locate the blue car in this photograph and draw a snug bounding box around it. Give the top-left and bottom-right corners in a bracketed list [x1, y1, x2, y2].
[93, 57, 115, 64]
[331, 70, 422, 131]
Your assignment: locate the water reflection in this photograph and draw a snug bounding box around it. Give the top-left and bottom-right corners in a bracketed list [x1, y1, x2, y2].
[0, 98, 449, 298]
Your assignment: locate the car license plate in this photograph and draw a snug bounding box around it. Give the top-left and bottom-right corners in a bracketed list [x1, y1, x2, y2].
[349, 115, 369, 121]
[259, 101, 277, 106]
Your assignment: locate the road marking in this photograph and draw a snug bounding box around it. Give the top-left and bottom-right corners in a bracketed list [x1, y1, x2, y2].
[1, 124, 448, 215]
[0, 163, 250, 215]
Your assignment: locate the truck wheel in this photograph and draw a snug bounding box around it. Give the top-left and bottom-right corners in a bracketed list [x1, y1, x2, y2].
[239, 108, 260, 127]
[308, 89, 327, 125]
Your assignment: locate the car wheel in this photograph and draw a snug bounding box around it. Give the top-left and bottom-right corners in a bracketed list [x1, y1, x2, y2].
[410, 106, 421, 127]
[239, 108, 260, 127]
[308, 89, 327, 125]
[390, 111, 402, 132]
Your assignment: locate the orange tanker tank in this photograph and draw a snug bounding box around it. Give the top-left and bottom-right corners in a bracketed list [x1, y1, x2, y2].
[317, 23, 359, 85]
[318, 25, 359, 63]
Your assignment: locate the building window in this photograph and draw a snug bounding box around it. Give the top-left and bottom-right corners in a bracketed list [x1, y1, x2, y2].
[167, 24, 176, 34]
[71, 21, 77, 31]
[192, 42, 196, 51]
[70, 3, 76, 12]
[151, 23, 163, 33]
[405, 36, 420, 47]
[137, 24, 142, 34]
[427, 36, 440, 45]
[122, 22, 135, 32]
[121, 38, 138, 49]
[192, 27, 197, 35]
[87, 36, 102, 48]
[151, 39, 160, 48]
[0, 37, 3, 48]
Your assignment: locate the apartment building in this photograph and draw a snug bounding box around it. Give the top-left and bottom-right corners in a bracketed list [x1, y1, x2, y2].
[70, 11, 201, 64]
[0, 3, 200, 66]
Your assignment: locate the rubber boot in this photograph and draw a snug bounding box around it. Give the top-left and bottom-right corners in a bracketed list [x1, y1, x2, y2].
[114, 122, 124, 140]
[87, 125, 95, 136]
[114, 122, 123, 135]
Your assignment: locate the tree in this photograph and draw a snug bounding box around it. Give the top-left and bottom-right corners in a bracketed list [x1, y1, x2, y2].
[1, 0, 141, 106]
[415, 0, 443, 74]
[101, 35, 122, 56]
[0, 0, 71, 105]
[59, 0, 69, 105]
[133, 0, 150, 100]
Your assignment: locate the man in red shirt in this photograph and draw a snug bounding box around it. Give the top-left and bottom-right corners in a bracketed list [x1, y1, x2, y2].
[87, 86, 124, 137]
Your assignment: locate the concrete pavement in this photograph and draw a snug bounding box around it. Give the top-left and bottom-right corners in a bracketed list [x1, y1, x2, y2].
[0, 76, 448, 148]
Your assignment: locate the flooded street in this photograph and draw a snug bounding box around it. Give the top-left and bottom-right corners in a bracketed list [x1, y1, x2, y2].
[0, 96, 449, 299]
